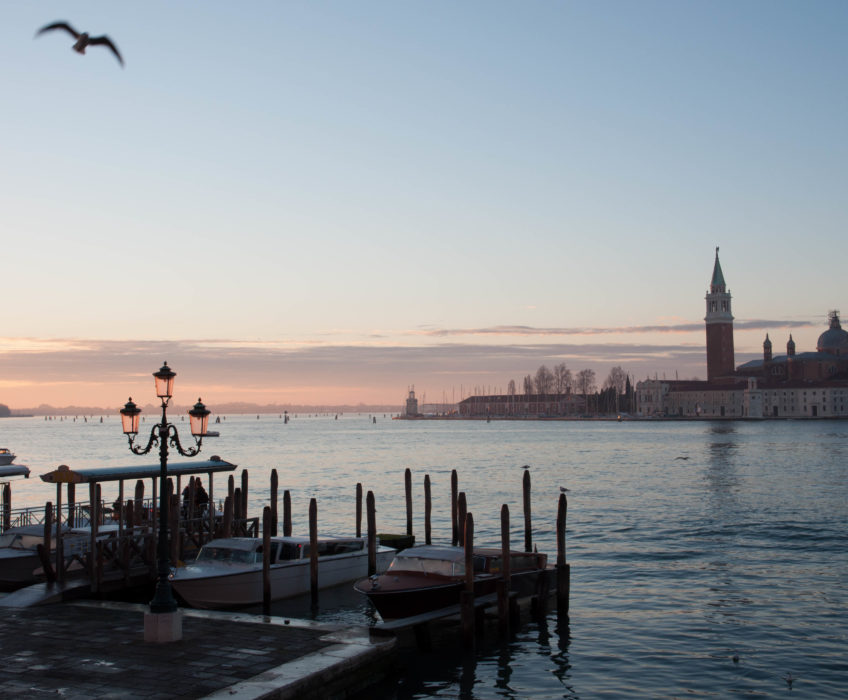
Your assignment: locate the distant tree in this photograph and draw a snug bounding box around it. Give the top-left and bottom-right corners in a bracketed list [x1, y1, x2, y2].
[523, 375, 534, 395]
[575, 369, 596, 396]
[534, 365, 554, 395]
[603, 366, 627, 395]
[553, 362, 572, 394]
[507, 379, 516, 396]
[0, 404, 9, 418]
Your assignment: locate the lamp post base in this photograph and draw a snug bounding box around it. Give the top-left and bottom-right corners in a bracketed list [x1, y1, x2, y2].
[144, 610, 183, 643]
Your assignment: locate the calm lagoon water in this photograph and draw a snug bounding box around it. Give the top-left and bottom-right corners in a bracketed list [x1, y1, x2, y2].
[3, 414, 847, 698]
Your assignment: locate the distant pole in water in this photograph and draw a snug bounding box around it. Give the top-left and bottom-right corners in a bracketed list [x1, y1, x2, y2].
[523, 469, 532, 553]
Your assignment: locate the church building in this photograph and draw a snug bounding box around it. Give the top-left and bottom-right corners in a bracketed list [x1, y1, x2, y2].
[636, 250, 848, 419]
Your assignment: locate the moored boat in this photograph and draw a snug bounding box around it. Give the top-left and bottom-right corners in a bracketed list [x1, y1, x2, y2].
[0, 449, 18, 466]
[353, 544, 552, 619]
[171, 535, 396, 609]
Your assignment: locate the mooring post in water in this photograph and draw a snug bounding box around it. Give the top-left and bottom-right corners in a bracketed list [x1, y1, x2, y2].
[523, 469, 532, 553]
[270, 469, 278, 536]
[355, 483, 362, 538]
[241, 470, 249, 521]
[457, 492, 467, 548]
[557, 492, 570, 616]
[55, 481, 64, 583]
[2, 482, 10, 531]
[366, 490, 377, 576]
[262, 506, 272, 614]
[207, 473, 214, 545]
[309, 498, 318, 604]
[451, 470, 458, 546]
[283, 489, 292, 537]
[169, 489, 180, 564]
[498, 503, 511, 636]
[222, 495, 233, 538]
[405, 468, 413, 537]
[424, 474, 432, 545]
[228, 474, 235, 501]
[38, 502, 56, 583]
[134, 480, 144, 527]
[461, 512, 475, 648]
[233, 487, 243, 534]
[68, 483, 75, 528]
[94, 484, 102, 591]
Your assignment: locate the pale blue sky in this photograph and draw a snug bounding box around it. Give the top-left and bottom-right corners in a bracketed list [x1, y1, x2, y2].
[0, 2, 845, 406]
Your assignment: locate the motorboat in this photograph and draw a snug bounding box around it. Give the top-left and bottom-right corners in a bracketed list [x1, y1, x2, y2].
[353, 544, 552, 620]
[0, 449, 17, 466]
[0, 523, 117, 590]
[171, 535, 396, 609]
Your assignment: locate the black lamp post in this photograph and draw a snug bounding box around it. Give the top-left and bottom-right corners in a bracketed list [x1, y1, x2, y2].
[120, 362, 211, 614]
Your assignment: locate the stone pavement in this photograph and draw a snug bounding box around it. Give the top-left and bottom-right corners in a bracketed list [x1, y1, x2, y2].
[0, 601, 395, 699]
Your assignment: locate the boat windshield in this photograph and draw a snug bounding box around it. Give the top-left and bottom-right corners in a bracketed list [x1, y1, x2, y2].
[0, 533, 41, 549]
[196, 546, 259, 564]
[389, 556, 465, 577]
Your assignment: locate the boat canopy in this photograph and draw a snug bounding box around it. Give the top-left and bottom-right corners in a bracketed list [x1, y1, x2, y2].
[0, 465, 30, 479]
[39, 458, 236, 484]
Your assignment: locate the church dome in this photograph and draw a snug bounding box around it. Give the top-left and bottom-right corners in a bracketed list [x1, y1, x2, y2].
[817, 311, 848, 356]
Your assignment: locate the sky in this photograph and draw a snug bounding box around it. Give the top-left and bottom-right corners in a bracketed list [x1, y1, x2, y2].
[0, 2, 846, 409]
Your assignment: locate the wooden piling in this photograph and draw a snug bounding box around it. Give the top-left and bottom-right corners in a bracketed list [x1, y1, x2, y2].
[233, 487, 242, 530]
[222, 495, 233, 538]
[498, 503, 511, 636]
[94, 484, 102, 591]
[309, 498, 318, 604]
[523, 469, 532, 553]
[207, 473, 214, 545]
[557, 492, 570, 616]
[451, 470, 458, 546]
[228, 474, 235, 501]
[241, 470, 249, 520]
[134, 480, 144, 527]
[283, 490, 292, 537]
[270, 470, 278, 536]
[262, 506, 272, 614]
[405, 468, 413, 536]
[355, 483, 362, 538]
[424, 474, 432, 545]
[38, 502, 56, 583]
[169, 490, 180, 564]
[55, 481, 64, 583]
[457, 492, 467, 548]
[461, 512, 475, 648]
[366, 490, 376, 576]
[2, 482, 10, 531]
[68, 483, 75, 528]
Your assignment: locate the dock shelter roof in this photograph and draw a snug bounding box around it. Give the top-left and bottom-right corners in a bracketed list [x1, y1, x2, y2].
[0, 465, 31, 479]
[39, 458, 236, 484]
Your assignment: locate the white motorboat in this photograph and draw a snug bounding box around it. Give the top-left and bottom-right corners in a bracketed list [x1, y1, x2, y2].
[0, 449, 17, 466]
[171, 535, 396, 609]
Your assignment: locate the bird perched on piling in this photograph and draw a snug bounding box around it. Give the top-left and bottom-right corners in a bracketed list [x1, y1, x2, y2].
[35, 21, 124, 67]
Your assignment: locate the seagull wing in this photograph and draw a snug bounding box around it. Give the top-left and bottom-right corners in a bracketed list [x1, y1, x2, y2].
[89, 35, 124, 66]
[36, 21, 80, 39]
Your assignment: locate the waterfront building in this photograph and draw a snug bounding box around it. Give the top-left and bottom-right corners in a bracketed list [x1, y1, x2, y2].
[458, 392, 586, 418]
[636, 252, 848, 418]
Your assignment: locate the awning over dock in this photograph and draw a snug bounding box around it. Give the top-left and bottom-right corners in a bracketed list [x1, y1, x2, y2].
[0, 465, 30, 479]
[39, 458, 237, 484]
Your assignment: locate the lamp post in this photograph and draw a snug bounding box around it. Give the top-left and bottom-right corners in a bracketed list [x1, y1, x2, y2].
[120, 362, 211, 614]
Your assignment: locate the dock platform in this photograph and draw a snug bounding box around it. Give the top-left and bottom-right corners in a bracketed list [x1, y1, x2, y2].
[0, 601, 395, 699]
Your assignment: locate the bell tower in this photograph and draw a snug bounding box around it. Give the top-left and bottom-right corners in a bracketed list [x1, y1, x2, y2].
[704, 247, 735, 381]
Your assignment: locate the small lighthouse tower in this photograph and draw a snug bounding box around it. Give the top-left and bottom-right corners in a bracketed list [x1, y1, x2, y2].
[704, 247, 735, 381]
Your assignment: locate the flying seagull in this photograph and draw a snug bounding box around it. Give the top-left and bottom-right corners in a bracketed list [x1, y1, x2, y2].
[36, 21, 124, 67]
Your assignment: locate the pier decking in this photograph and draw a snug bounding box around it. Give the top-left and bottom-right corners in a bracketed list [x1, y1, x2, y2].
[0, 601, 395, 699]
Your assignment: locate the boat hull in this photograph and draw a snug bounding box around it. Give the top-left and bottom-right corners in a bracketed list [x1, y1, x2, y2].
[173, 548, 395, 609]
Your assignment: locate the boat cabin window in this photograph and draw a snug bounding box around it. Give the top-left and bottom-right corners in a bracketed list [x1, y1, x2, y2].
[389, 556, 465, 577]
[300, 540, 364, 558]
[196, 546, 259, 564]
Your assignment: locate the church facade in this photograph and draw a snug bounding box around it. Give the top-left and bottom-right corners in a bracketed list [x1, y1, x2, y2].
[636, 250, 848, 419]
